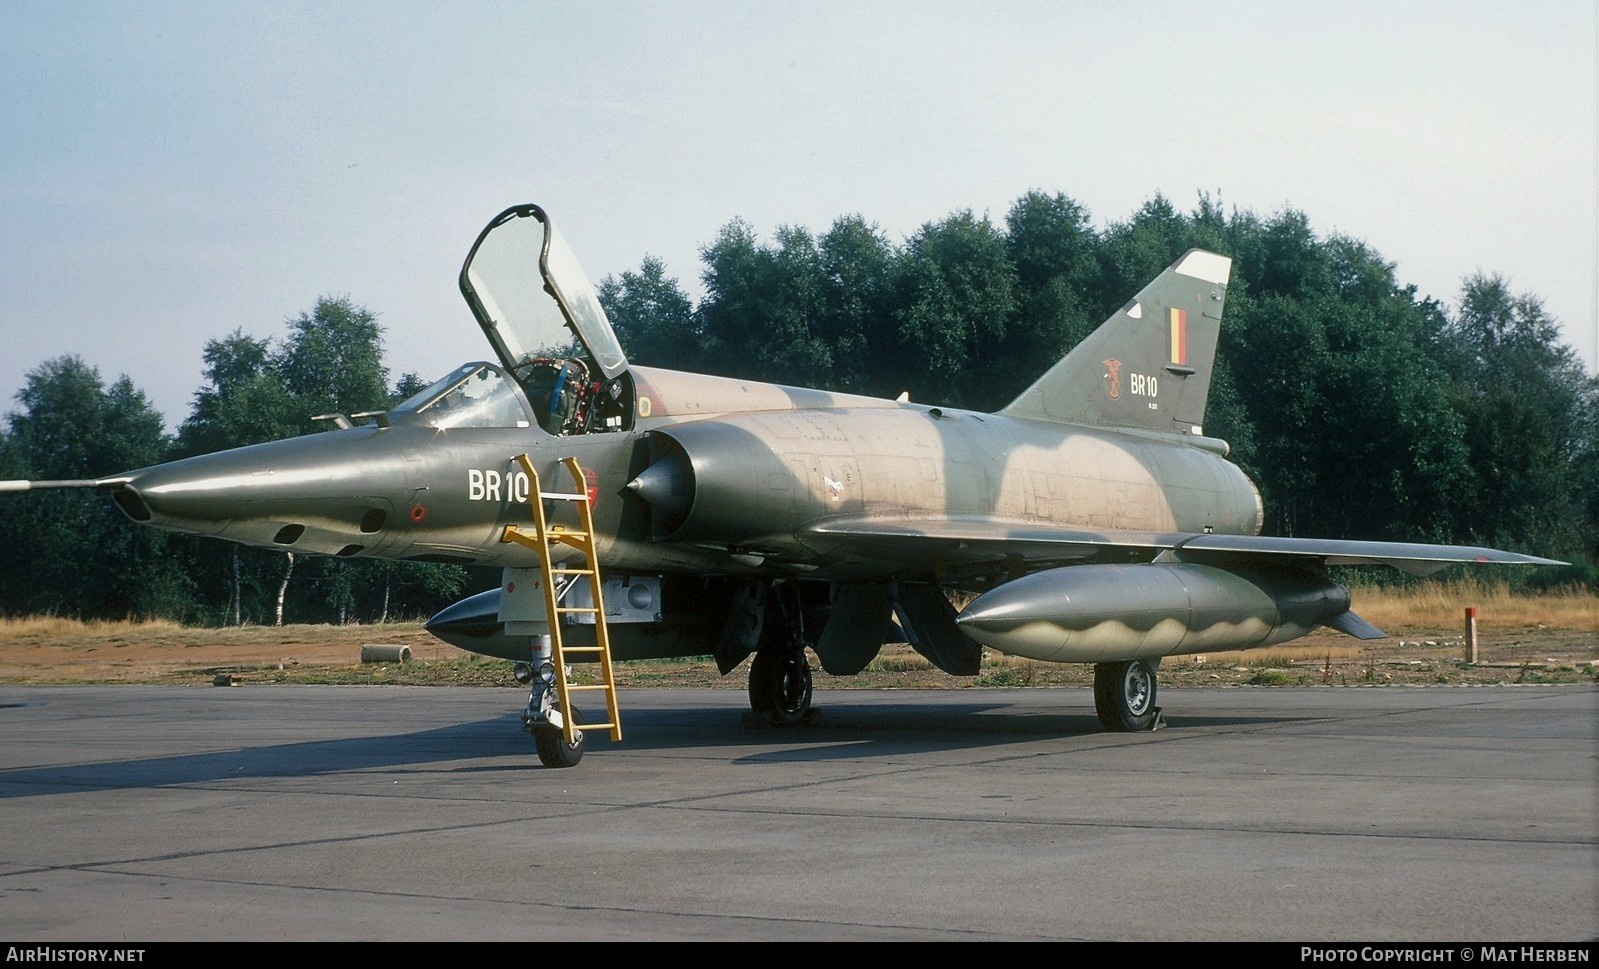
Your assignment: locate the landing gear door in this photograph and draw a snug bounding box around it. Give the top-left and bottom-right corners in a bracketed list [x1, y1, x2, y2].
[459, 204, 633, 432]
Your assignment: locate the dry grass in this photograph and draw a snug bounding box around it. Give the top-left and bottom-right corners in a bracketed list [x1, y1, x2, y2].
[1345, 578, 1598, 631]
[0, 616, 187, 641]
[1146, 580, 1595, 671]
[0, 617, 444, 684]
[0, 615, 434, 650]
[1160, 643, 1365, 671]
[0, 581, 1591, 687]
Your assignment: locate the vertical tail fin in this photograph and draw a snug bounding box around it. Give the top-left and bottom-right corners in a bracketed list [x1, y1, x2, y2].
[1000, 249, 1231, 436]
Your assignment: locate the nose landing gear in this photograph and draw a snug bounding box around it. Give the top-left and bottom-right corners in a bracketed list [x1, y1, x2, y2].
[519, 659, 586, 768]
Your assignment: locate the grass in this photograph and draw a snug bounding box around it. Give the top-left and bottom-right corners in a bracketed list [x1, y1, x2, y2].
[0, 579, 1592, 687]
[0, 615, 186, 642]
[0, 615, 433, 646]
[1342, 577, 1597, 630]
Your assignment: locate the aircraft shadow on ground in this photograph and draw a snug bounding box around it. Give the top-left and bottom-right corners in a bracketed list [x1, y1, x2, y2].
[714, 702, 1294, 764]
[0, 693, 1296, 796]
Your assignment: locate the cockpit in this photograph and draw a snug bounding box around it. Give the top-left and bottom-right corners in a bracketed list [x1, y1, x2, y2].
[389, 355, 633, 436]
[515, 356, 630, 435]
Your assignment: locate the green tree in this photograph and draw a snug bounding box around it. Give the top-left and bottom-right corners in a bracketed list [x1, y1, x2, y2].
[815, 215, 895, 396]
[1217, 214, 1474, 544]
[1442, 275, 1596, 561]
[1313, 238, 1469, 542]
[1002, 191, 1103, 396]
[0, 357, 191, 618]
[888, 210, 1020, 409]
[754, 225, 833, 387]
[175, 296, 465, 626]
[690, 215, 900, 396]
[391, 371, 432, 405]
[598, 256, 698, 371]
[693, 221, 838, 388]
[695, 218, 767, 377]
[364, 557, 470, 623]
[1223, 290, 1333, 536]
[1096, 194, 1192, 320]
[277, 295, 390, 429]
[176, 331, 300, 624]
[177, 331, 299, 458]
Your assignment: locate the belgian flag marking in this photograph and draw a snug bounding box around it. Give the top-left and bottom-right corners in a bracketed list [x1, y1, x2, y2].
[1169, 307, 1187, 366]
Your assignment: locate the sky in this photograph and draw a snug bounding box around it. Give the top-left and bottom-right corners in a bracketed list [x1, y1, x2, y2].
[3, 1, 1595, 433]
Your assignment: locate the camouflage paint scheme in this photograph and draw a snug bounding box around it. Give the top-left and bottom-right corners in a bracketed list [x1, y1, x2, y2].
[4, 203, 1559, 740]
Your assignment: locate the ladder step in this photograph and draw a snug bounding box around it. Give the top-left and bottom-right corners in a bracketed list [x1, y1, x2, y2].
[567, 683, 612, 692]
[539, 491, 589, 501]
[549, 568, 594, 575]
[555, 606, 601, 614]
[562, 645, 605, 653]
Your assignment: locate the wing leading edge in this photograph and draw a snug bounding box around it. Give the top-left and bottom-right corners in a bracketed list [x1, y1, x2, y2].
[804, 518, 1565, 579]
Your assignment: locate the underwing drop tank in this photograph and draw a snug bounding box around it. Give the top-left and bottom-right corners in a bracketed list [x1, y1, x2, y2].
[955, 562, 1368, 663]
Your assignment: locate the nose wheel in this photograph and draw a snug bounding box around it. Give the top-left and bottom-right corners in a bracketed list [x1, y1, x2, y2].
[532, 705, 585, 768]
[525, 684, 586, 768]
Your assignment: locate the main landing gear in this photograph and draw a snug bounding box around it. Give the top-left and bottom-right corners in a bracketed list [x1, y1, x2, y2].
[746, 586, 816, 725]
[749, 647, 813, 723]
[1093, 658, 1164, 732]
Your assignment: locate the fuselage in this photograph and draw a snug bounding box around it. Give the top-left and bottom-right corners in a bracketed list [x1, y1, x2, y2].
[108, 362, 1263, 585]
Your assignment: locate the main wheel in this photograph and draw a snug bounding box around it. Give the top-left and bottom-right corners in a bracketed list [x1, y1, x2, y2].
[534, 705, 585, 768]
[749, 649, 813, 723]
[1094, 659, 1159, 732]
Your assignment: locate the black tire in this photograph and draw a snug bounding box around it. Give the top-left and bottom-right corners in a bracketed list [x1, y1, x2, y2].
[1094, 659, 1159, 732]
[749, 649, 813, 723]
[534, 705, 585, 768]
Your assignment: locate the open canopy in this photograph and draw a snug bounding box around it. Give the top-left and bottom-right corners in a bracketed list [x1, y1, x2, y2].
[457, 204, 633, 436]
[459, 203, 628, 383]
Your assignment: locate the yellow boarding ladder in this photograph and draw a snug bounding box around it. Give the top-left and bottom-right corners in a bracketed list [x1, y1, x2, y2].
[499, 454, 621, 747]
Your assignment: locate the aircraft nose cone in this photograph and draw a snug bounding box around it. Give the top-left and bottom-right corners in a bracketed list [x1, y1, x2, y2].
[111, 429, 410, 552]
[125, 448, 330, 530]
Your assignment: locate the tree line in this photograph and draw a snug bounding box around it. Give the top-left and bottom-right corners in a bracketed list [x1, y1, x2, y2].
[0, 298, 468, 623]
[603, 192, 1597, 580]
[2, 191, 1594, 624]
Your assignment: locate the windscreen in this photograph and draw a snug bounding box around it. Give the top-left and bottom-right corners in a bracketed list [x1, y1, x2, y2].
[390, 363, 532, 429]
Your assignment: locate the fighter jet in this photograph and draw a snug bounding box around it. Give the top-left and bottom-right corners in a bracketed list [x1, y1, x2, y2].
[2, 203, 1560, 767]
